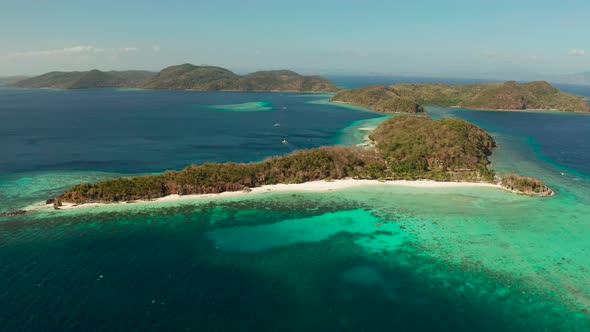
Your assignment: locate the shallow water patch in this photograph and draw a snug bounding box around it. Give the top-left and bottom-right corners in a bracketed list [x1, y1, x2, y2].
[204, 101, 273, 112]
[204, 208, 408, 252]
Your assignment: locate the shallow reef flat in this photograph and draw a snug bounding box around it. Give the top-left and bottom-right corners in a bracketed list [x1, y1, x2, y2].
[204, 101, 274, 112]
[3, 186, 589, 330]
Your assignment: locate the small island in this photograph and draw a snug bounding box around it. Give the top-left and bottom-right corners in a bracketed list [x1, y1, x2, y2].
[331, 81, 590, 113]
[10, 64, 338, 92]
[48, 116, 551, 208]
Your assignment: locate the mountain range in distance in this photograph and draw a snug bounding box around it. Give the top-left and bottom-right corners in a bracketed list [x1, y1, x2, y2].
[326, 70, 590, 86]
[7, 64, 338, 92]
[331, 80, 590, 113]
[4, 65, 590, 89]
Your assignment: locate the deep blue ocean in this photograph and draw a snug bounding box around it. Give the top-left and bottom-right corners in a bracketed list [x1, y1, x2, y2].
[1, 81, 590, 331]
[0, 89, 378, 174]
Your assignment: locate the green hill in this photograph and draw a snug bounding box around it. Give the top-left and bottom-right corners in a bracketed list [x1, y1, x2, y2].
[10, 70, 155, 89]
[238, 70, 338, 92]
[333, 81, 589, 113]
[11, 71, 87, 89]
[370, 116, 495, 176]
[459, 81, 589, 111]
[68, 70, 128, 89]
[140, 65, 338, 92]
[11, 64, 338, 92]
[330, 85, 425, 113]
[388, 83, 481, 107]
[139, 64, 239, 90]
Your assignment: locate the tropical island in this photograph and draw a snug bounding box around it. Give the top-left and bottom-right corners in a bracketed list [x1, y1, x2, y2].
[39, 116, 551, 210]
[9, 64, 338, 92]
[331, 81, 590, 113]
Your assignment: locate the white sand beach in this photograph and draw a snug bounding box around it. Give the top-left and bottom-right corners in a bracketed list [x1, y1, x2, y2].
[25, 179, 503, 212]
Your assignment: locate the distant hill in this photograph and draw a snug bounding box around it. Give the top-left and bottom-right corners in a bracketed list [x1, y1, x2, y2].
[11, 64, 339, 92]
[0, 76, 29, 86]
[139, 64, 338, 92]
[458, 81, 588, 111]
[332, 81, 589, 113]
[139, 64, 238, 90]
[11, 70, 155, 89]
[330, 85, 425, 113]
[238, 70, 338, 92]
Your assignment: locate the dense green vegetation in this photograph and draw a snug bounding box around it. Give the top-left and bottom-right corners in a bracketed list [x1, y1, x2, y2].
[10, 64, 338, 92]
[333, 81, 590, 112]
[330, 86, 425, 113]
[60, 147, 382, 203]
[370, 116, 496, 180]
[59, 116, 505, 203]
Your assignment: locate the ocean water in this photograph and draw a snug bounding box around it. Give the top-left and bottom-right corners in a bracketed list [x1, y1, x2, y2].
[1, 87, 590, 331]
[0, 89, 379, 175]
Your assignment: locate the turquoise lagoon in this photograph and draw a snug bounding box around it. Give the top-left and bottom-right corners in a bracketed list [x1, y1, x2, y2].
[1, 88, 589, 331]
[204, 101, 274, 112]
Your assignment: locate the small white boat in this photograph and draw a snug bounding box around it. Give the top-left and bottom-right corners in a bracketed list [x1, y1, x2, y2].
[274, 123, 281, 127]
[281, 139, 288, 144]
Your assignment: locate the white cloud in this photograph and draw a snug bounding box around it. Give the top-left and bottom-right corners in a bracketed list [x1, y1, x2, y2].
[568, 49, 586, 56]
[152, 45, 161, 52]
[5, 45, 139, 58]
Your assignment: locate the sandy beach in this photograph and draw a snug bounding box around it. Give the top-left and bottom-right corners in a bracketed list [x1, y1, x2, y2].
[25, 179, 503, 212]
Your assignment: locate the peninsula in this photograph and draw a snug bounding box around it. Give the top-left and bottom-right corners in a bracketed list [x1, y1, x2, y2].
[9, 64, 338, 92]
[331, 81, 590, 113]
[329, 85, 425, 113]
[49, 116, 551, 208]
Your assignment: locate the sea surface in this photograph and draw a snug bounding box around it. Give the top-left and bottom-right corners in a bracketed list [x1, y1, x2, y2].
[1, 85, 590, 331]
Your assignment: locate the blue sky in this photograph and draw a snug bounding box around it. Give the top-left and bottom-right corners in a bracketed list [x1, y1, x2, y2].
[1, 0, 589, 76]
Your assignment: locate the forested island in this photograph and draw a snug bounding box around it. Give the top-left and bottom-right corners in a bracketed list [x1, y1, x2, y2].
[9, 64, 338, 92]
[52, 116, 551, 206]
[331, 81, 590, 113]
